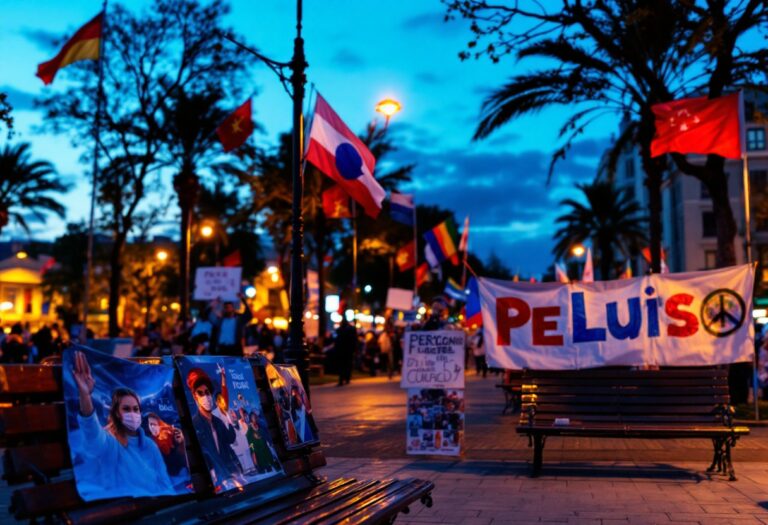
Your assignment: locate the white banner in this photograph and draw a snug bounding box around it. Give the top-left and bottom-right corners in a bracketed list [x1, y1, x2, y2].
[479, 264, 755, 369]
[193, 267, 242, 301]
[400, 330, 465, 389]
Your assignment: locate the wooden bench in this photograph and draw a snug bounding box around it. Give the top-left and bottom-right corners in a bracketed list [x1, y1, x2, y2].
[516, 367, 750, 480]
[0, 357, 434, 523]
[495, 369, 523, 415]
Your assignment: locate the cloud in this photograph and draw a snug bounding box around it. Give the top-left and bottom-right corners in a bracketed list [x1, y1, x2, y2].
[1, 86, 36, 112]
[330, 49, 366, 69]
[20, 28, 60, 49]
[401, 10, 465, 36]
[381, 129, 609, 273]
[414, 72, 443, 85]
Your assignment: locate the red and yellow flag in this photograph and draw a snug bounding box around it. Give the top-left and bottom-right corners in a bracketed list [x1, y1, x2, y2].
[216, 99, 255, 152]
[37, 13, 103, 85]
[321, 185, 352, 219]
[395, 241, 416, 272]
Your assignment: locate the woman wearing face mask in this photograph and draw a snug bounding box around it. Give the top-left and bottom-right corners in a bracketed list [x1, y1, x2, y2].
[72, 351, 174, 497]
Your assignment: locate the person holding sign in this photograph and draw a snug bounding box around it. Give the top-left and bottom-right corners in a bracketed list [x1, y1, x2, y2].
[211, 294, 253, 356]
[71, 351, 175, 496]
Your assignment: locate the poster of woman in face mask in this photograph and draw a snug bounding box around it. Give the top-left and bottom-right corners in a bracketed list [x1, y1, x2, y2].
[177, 356, 283, 493]
[62, 346, 192, 501]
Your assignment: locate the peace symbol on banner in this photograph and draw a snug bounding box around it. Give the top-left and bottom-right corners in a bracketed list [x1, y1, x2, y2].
[700, 288, 746, 337]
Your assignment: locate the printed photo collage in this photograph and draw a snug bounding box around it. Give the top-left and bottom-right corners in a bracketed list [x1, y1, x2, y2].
[62, 346, 318, 501]
[406, 388, 465, 456]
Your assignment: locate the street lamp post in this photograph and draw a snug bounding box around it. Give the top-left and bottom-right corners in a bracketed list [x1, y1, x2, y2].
[219, 0, 309, 393]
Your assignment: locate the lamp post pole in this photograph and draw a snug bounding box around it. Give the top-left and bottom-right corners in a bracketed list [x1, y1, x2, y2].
[286, 0, 309, 393]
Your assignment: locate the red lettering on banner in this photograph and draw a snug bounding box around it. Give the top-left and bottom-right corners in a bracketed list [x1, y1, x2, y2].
[532, 306, 563, 346]
[665, 293, 699, 337]
[496, 297, 531, 345]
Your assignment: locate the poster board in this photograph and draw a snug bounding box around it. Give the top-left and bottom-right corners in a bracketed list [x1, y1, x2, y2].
[193, 267, 242, 301]
[263, 362, 320, 449]
[62, 346, 193, 501]
[406, 388, 464, 456]
[386, 288, 415, 311]
[176, 356, 282, 493]
[400, 330, 465, 389]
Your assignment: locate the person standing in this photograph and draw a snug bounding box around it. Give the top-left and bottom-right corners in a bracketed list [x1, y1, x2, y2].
[334, 318, 357, 386]
[378, 327, 394, 380]
[211, 294, 252, 356]
[472, 329, 487, 378]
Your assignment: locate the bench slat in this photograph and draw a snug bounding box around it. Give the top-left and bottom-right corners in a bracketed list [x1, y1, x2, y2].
[0, 403, 66, 437]
[3, 442, 70, 483]
[328, 478, 435, 525]
[0, 365, 61, 394]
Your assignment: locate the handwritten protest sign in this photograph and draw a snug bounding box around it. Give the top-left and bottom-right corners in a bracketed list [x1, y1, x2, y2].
[193, 267, 242, 301]
[400, 330, 465, 389]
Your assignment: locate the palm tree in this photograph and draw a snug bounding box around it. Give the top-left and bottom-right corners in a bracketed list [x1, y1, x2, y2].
[0, 142, 67, 237]
[553, 181, 647, 280]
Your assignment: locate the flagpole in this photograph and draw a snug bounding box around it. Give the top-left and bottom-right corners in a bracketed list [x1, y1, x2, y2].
[352, 201, 358, 312]
[81, 1, 107, 344]
[742, 151, 760, 421]
[412, 205, 418, 300]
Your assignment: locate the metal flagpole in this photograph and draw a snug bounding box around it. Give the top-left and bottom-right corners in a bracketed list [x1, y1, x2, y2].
[743, 152, 760, 421]
[81, 1, 107, 343]
[351, 201, 358, 311]
[413, 205, 418, 300]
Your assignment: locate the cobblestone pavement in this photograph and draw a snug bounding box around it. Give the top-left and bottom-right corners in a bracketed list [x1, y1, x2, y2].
[311, 373, 768, 524]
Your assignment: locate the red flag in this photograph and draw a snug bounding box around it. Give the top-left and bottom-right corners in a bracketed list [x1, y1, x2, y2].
[322, 185, 352, 219]
[216, 99, 254, 152]
[651, 93, 742, 159]
[222, 250, 241, 267]
[395, 241, 416, 272]
[415, 263, 429, 287]
[641, 247, 667, 264]
[37, 13, 103, 85]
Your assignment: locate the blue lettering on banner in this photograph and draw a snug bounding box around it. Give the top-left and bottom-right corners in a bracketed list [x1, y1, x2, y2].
[606, 298, 642, 340]
[571, 292, 606, 343]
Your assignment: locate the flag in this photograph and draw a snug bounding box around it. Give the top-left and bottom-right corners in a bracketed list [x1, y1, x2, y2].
[37, 13, 103, 85]
[216, 99, 255, 153]
[661, 259, 670, 274]
[415, 263, 429, 287]
[641, 246, 670, 273]
[40, 256, 57, 276]
[513, 274, 519, 282]
[423, 218, 459, 266]
[444, 278, 466, 302]
[554, 263, 569, 283]
[306, 94, 385, 218]
[222, 250, 241, 267]
[395, 241, 416, 272]
[389, 192, 414, 226]
[322, 185, 352, 219]
[620, 260, 632, 279]
[424, 243, 439, 269]
[458, 215, 469, 253]
[465, 277, 482, 327]
[582, 248, 594, 282]
[651, 92, 742, 159]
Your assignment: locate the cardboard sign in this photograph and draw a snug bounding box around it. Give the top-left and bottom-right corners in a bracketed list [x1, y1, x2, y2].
[386, 288, 415, 311]
[193, 267, 242, 301]
[400, 330, 465, 389]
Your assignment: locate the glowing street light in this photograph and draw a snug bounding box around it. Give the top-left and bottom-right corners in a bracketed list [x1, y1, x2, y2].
[571, 244, 585, 257]
[156, 249, 169, 262]
[200, 224, 214, 238]
[15, 251, 28, 260]
[375, 98, 402, 127]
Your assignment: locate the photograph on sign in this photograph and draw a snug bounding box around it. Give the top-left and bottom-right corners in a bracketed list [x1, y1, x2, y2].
[193, 267, 242, 301]
[406, 388, 464, 456]
[177, 356, 283, 493]
[62, 346, 193, 501]
[400, 330, 465, 389]
[386, 288, 415, 311]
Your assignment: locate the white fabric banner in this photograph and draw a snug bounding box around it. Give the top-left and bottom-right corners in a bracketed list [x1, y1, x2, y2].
[479, 264, 755, 369]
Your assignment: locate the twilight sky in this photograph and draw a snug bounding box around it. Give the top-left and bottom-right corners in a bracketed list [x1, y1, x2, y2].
[0, 0, 618, 276]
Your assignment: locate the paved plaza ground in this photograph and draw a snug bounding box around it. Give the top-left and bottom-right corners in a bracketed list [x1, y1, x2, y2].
[312, 373, 768, 524]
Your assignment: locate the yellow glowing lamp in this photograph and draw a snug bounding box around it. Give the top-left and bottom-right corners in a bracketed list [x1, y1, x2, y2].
[571, 244, 585, 257]
[15, 251, 28, 260]
[375, 98, 402, 126]
[156, 249, 169, 262]
[200, 224, 214, 238]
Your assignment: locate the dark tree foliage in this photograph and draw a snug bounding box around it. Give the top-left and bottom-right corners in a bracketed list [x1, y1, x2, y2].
[445, 0, 768, 271]
[553, 180, 648, 279]
[0, 142, 68, 237]
[0, 92, 13, 137]
[38, 0, 253, 336]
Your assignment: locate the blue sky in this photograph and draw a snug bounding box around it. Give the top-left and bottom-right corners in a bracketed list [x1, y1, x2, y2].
[0, 0, 616, 276]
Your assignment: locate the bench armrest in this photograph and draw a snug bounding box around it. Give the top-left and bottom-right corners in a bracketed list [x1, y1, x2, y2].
[715, 403, 735, 428]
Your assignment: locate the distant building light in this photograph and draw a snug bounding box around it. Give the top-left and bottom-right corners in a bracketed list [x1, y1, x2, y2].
[753, 309, 767, 319]
[15, 251, 28, 260]
[325, 295, 340, 313]
[244, 286, 256, 298]
[0, 301, 13, 312]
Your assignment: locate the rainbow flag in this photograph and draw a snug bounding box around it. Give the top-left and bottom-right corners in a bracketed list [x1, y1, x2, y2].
[444, 277, 467, 301]
[423, 218, 459, 265]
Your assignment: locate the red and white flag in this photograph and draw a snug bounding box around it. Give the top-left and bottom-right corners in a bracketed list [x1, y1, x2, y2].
[306, 94, 385, 218]
[554, 263, 569, 283]
[651, 92, 742, 159]
[458, 215, 469, 253]
[582, 248, 594, 282]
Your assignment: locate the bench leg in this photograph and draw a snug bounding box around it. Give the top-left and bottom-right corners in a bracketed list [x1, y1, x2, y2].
[724, 437, 737, 482]
[531, 435, 546, 477]
[502, 390, 512, 415]
[707, 438, 723, 474]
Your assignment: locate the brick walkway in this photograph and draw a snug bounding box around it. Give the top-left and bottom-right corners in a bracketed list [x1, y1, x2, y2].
[311, 373, 768, 524]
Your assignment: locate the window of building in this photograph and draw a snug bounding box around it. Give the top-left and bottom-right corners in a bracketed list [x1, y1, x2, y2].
[751, 170, 767, 193]
[702, 211, 716, 238]
[704, 250, 717, 270]
[747, 128, 766, 151]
